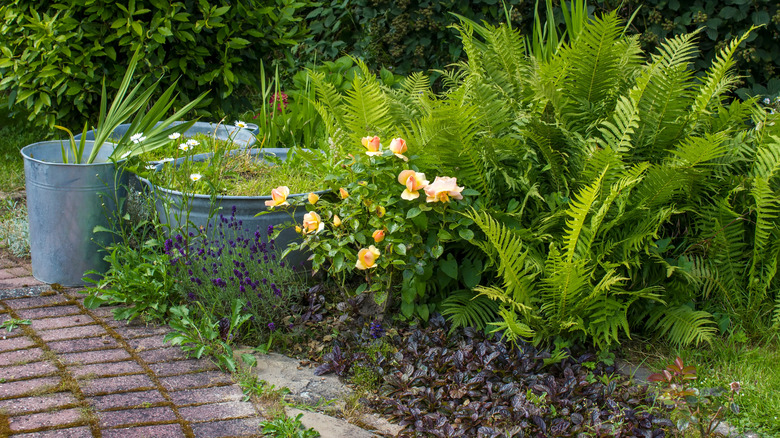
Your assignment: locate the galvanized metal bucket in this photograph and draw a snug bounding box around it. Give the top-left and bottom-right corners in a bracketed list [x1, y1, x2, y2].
[21, 141, 128, 286]
[137, 148, 325, 268]
[74, 121, 257, 149]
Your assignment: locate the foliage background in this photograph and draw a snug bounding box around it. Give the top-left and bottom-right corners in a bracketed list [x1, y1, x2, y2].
[300, 0, 780, 97]
[0, 0, 311, 129]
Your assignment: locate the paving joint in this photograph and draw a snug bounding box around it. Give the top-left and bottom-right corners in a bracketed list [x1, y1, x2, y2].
[0, 299, 101, 436]
[0, 288, 267, 437]
[61, 289, 199, 438]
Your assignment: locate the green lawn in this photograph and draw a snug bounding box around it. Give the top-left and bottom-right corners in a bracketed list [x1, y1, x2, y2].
[0, 98, 47, 193]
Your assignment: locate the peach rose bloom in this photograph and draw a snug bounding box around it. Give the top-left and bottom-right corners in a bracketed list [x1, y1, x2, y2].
[389, 138, 408, 161]
[425, 176, 464, 203]
[397, 170, 429, 200]
[356, 245, 380, 270]
[264, 186, 290, 207]
[302, 211, 324, 234]
[362, 136, 381, 156]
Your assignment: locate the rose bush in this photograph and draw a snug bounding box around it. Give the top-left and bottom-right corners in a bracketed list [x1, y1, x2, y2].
[273, 136, 477, 319]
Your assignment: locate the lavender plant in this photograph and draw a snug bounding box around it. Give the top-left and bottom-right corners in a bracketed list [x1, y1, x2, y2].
[165, 206, 307, 341]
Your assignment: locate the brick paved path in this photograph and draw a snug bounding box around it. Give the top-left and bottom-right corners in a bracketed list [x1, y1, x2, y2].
[0, 289, 263, 437]
[0, 254, 43, 290]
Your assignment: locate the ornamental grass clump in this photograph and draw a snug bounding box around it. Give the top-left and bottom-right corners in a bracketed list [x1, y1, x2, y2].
[164, 206, 306, 340]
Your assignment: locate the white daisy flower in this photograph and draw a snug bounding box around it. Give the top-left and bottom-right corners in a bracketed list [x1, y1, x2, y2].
[130, 133, 146, 144]
[145, 164, 156, 170]
[168, 132, 181, 140]
[189, 173, 202, 182]
[179, 143, 190, 151]
[235, 120, 248, 129]
[763, 97, 771, 105]
[186, 139, 200, 146]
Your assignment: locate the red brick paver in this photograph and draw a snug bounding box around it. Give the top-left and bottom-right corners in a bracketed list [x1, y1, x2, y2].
[8, 407, 85, 432]
[0, 289, 263, 437]
[0, 258, 43, 290]
[168, 385, 246, 407]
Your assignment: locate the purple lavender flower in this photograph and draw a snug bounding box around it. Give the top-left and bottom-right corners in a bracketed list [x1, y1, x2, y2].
[268, 322, 276, 332]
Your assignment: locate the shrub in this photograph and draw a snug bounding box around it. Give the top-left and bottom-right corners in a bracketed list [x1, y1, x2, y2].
[604, 0, 780, 99]
[276, 134, 479, 321]
[0, 0, 311, 129]
[298, 0, 536, 75]
[301, 0, 779, 99]
[306, 9, 780, 348]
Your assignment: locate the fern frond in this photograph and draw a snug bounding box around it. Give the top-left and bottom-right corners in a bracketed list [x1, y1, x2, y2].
[646, 304, 717, 346]
[488, 307, 536, 345]
[441, 290, 500, 334]
[597, 95, 640, 154]
[309, 70, 346, 133]
[522, 120, 569, 193]
[747, 178, 780, 305]
[694, 201, 749, 310]
[540, 247, 590, 326]
[587, 297, 631, 349]
[633, 31, 700, 153]
[578, 146, 625, 187]
[632, 165, 691, 208]
[386, 72, 431, 130]
[588, 163, 649, 247]
[342, 70, 391, 143]
[749, 177, 780, 268]
[751, 135, 780, 180]
[563, 169, 605, 262]
[668, 133, 728, 169]
[688, 28, 755, 133]
[468, 209, 540, 306]
[408, 101, 495, 201]
[565, 12, 625, 105]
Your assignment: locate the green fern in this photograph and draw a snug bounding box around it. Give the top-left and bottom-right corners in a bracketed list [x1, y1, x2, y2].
[632, 31, 700, 154]
[668, 133, 728, 169]
[487, 307, 536, 345]
[522, 120, 569, 194]
[440, 290, 499, 334]
[646, 304, 717, 346]
[751, 135, 780, 180]
[341, 62, 391, 144]
[688, 28, 755, 133]
[563, 169, 605, 262]
[564, 12, 625, 105]
[467, 209, 540, 306]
